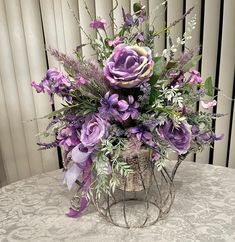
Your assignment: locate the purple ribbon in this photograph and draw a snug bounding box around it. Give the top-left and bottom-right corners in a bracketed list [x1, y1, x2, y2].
[63, 144, 91, 190]
[63, 144, 93, 218]
[66, 158, 92, 218]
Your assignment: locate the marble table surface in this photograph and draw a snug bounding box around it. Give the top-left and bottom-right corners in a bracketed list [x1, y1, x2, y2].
[0, 161, 235, 242]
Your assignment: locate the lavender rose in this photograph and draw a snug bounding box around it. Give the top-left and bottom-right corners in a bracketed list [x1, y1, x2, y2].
[159, 120, 192, 155]
[80, 114, 107, 148]
[104, 45, 154, 88]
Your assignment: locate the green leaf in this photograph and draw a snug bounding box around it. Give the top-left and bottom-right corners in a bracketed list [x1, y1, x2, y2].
[133, 2, 142, 14]
[42, 106, 69, 119]
[153, 56, 164, 77]
[182, 55, 202, 72]
[166, 61, 177, 70]
[149, 57, 164, 86]
[204, 76, 213, 97]
[149, 87, 161, 105]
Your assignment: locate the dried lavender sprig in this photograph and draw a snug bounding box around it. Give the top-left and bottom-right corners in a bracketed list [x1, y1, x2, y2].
[155, 6, 195, 37]
[47, 48, 106, 83]
[47, 47, 79, 71]
[178, 46, 201, 66]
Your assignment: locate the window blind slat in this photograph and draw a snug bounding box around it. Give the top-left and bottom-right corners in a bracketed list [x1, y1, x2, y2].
[0, 75, 18, 183]
[0, 0, 31, 180]
[149, 0, 166, 54]
[61, 0, 81, 55]
[95, 0, 114, 38]
[229, 100, 235, 168]
[167, 0, 184, 57]
[4, 0, 44, 175]
[112, 0, 130, 32]
[213, 0, 235, 167]
[20, 0, 58, 172]
[78, 0, 96, 58]
[195, 0, 220, 164]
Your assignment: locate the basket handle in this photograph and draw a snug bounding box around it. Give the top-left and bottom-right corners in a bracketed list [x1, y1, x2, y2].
[171, 153, 187, 180]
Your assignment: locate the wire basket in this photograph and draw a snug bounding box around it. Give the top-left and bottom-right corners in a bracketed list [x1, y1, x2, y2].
[71, 148, 184, 228]
[91, 148, 184, 228]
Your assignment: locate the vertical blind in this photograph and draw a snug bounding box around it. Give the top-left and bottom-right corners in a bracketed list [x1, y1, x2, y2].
[0, 0, 234, 185]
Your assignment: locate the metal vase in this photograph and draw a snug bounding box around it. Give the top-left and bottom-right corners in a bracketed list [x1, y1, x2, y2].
[91, 149, 184, 228]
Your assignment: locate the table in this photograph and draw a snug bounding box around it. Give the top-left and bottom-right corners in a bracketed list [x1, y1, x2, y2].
[0, 161, 235, 242]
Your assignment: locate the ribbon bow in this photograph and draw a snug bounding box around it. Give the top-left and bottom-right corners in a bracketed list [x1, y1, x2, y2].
[63, 144, 93, 218]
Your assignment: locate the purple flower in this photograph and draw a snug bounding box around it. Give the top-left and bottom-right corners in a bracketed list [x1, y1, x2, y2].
[80, 114, 108, 148]
[188, 70, 202, 84]
[118, 95, 140, 120]
[159, 120, 192, 155]
[31, 68, 72, 103]
[152, 150, 160, 161]
[99, 92, 139, 122]
[136, 32, 145, 42]
[168, 70, 185, 87]
[99, 91, 121, 121]
[90, 19, 107, 30]
[108, 37, 124, 47]
[201, 100, 217, 109]
[129, 125, 155, 147]
[191, 125, 200, 136]
[104, 44, 154, 88]
[57, 127, 80, 152]
[138, 83, 151, 102]
[74, 76, 88, 88]
[195, 131, 224, 143]
[122, 8, 135, 27]
[122, 5, 147, 27]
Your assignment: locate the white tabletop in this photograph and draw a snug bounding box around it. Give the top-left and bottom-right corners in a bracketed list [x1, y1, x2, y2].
[0, 161, 235, 242]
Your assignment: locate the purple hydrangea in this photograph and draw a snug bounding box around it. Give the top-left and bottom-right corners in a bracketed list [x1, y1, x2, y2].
[80, 114, 108, 148]
[104, 45, 154, 88]
[57, 127, 80, 152]
[31, 68, 72, 103]
[159, 120, 192, 155]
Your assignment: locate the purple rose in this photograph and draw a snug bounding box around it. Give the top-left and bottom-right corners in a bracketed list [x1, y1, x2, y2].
[80, 114, 107, 148]
[90, 19, 107, 30]
[159, 121, 192, 155]
[104, 45, 154, 88]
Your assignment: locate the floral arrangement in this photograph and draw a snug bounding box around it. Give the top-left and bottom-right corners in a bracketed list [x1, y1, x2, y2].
[32, 2, 223, 218]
